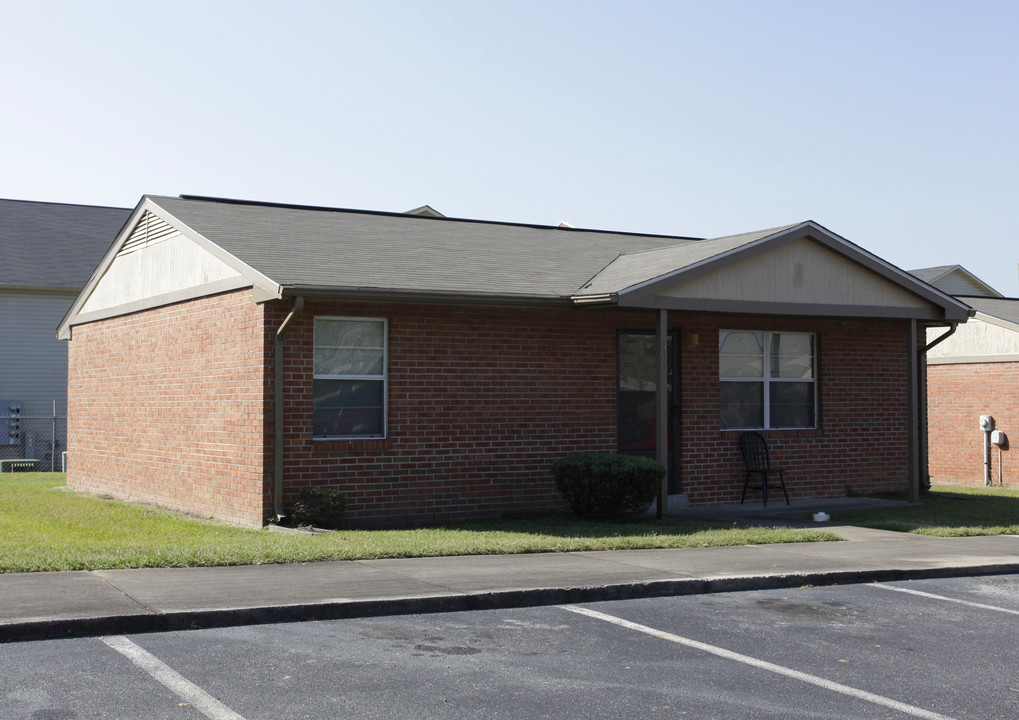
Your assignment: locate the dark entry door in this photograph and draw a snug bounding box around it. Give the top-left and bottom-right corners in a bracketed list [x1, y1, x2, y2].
[617, 331, 680, 494]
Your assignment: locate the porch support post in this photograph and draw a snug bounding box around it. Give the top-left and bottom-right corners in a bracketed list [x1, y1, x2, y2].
[907, 319, 920, 503]
[273, 296, 305, 520]
[656, 308, 669, 518]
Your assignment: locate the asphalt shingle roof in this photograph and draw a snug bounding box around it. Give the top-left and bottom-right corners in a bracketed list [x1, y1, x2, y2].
[0, 199, 130, 288]
[958, 296, 1019, 327]
[148, 195, 705, 299]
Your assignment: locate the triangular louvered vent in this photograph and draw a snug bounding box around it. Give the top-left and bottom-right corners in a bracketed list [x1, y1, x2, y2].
[119, 212, 177, 255]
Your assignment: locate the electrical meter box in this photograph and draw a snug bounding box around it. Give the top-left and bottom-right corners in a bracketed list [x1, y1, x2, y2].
[980, 415, 995, 431]
[1, 401, 21, 446]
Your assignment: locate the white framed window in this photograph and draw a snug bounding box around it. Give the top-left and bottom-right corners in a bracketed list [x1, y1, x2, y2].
[313, 317, 387, 438]
[719, 331, 815, 430]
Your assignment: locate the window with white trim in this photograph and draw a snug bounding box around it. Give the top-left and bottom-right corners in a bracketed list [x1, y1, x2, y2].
[313, 317, 387, 438]
[719, 331, 815, 430]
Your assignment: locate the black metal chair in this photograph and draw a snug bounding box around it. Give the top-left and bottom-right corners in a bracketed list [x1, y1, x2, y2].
[739, 432, 789, 506]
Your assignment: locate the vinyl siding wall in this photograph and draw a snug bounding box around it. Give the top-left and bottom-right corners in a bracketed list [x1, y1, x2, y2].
[0, 289, 76, 416]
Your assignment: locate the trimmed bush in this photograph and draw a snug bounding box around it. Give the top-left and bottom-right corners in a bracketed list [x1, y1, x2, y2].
[551, 453, 665, 518]
[289, 486, 347, 529]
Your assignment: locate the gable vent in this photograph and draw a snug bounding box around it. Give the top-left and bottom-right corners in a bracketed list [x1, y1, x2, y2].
[119, 212, 177, 255]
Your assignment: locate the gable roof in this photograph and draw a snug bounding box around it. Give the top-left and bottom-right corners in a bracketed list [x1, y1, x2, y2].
[0, 199, 131, 290]
[909, 265, 1003, 298]
[135, 194, 697, 301]
[59, 195, 972, 338]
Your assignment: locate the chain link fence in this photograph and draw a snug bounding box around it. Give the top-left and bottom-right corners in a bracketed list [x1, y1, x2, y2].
[0, 410, 67, 473]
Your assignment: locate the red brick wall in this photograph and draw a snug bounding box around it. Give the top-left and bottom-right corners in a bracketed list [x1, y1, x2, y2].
[274, 302, 632, 524]
[277, 302, 914, 523]
[927, 361, 1017, 486]
[69, 292, 916, 527]
[679, 316, 911, 504]
[67, 290, 272, 527]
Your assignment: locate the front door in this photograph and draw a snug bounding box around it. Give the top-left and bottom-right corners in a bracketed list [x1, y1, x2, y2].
[617, 330, 680, 494]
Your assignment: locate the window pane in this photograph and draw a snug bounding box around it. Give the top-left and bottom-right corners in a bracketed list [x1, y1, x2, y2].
[313, 379, 384, 437]
[618, 333, 674, 392]
[720, 381, 763, 428]
[314, 347, 384, 376]
[719, 332, 764, 378]
[315, 318, 384, 349]
[619, 334, 657, 391]
[314, 318, 385, 376]
[769, 381, 815, 428]
[770, 333, 814, 379]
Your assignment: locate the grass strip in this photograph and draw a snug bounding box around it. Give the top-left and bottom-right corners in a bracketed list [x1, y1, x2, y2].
[833, 484, 1019, 536]
[0, 473, 838, 573]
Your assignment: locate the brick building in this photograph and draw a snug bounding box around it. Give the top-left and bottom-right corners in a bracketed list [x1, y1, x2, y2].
[59, 196, 969, 527]
[925, 295, 1019, 487]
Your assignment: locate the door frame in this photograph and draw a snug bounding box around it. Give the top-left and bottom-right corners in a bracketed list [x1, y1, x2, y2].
[615, 328, 681, 495]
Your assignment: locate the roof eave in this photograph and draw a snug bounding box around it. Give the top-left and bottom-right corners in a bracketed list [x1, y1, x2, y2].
[276, 285, 576, 308]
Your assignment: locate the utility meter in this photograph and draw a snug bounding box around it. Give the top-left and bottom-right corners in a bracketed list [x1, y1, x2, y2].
[980, 415, 995, 431]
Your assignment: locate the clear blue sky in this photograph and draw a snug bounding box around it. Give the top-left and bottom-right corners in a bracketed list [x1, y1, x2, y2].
[3, 1, 1017, 294]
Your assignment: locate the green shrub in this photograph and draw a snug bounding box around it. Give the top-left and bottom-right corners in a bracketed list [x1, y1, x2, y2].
[289, 486, 347, 529]
[551, 453, 665, 518]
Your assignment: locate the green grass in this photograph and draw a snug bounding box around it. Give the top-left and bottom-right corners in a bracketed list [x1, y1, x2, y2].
[0, 473, 839, 573]
[833, 484, 1019, 536]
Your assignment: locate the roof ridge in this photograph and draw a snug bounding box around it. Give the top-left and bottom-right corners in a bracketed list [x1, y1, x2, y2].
[170, 194, 702, 242]
[0, 197, 129, 212]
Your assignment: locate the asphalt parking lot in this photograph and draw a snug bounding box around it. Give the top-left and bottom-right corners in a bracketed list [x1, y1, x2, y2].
[2, 574, 1017, 720]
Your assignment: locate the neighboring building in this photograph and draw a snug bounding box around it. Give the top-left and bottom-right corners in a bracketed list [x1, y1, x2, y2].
[0, 199, 130, 469]
[908, 265, 1016, 487]
[924, 293, 1019, 487]
[58, 195, 969, 527]
[909, 265, 1003, 299]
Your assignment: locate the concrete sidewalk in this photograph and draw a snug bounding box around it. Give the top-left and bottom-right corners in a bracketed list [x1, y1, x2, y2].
[3, 499, 1018, 643]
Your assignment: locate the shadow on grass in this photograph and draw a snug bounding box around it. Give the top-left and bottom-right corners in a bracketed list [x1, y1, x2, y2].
[833, 487, 1019, 536]
[436, 512, 727, 539]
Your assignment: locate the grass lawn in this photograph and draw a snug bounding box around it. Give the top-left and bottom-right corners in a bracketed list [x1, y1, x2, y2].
[833, 483, 1019, 536]
[0, 473, 840, 573]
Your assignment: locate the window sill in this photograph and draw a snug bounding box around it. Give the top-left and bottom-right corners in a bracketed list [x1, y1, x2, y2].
[312, 437, 391, 452]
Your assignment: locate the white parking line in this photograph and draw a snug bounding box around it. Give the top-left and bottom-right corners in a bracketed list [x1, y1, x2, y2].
[873, 583, 1019, 615]
[559, 605, 957, 720]
[101, 635, 247, 720]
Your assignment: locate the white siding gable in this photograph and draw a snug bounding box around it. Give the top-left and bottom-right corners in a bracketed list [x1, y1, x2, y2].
[79, 212, 246, 315]
[659, 237, 931, 312]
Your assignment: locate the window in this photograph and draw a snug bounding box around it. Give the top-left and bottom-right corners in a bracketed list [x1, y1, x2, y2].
[313, 317, 387, 438]
[719, 331, 815, 430]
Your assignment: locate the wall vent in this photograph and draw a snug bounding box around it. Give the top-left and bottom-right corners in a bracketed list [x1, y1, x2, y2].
[119, 212, 177, 255]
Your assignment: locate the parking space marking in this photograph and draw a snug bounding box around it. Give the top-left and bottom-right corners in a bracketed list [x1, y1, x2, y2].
[560, 605, 957, 720]
[873, 583, 1019, 615]
[101, 636, 247, 720]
